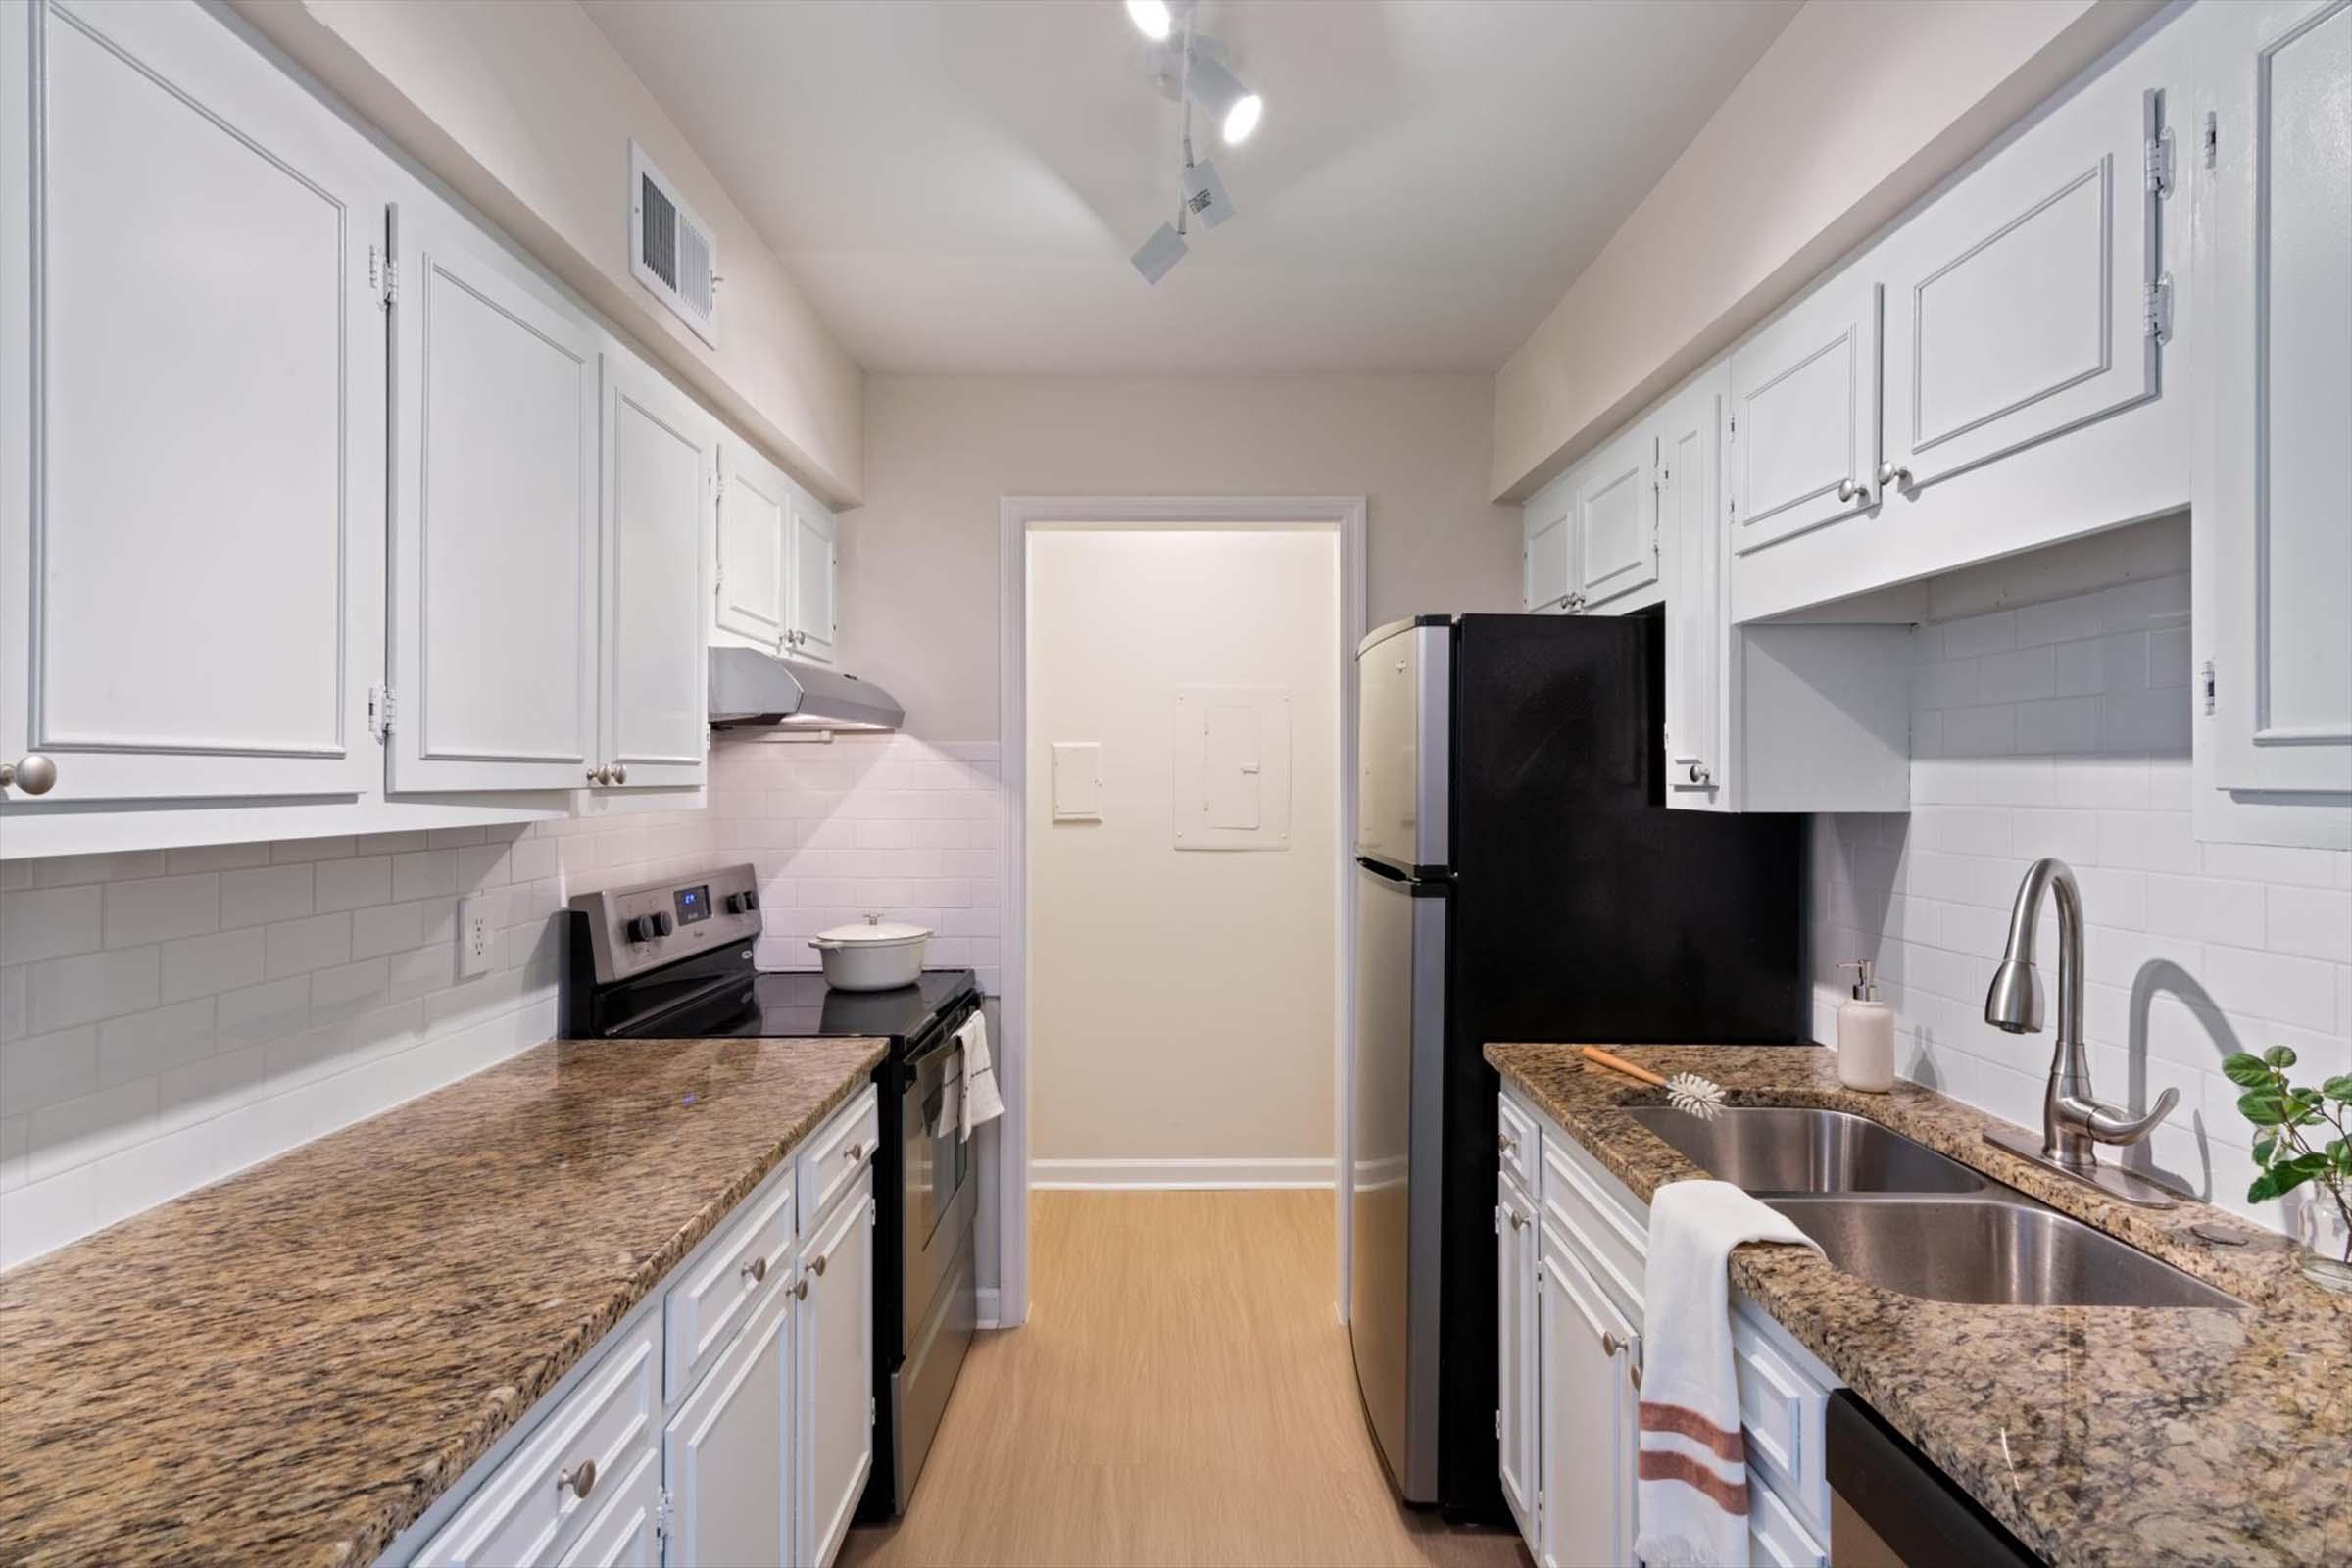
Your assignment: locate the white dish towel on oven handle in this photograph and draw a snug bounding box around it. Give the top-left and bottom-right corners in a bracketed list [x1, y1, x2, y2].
[956, 1010, 1004, 1142]
[1633, 1179, 1821, 1568]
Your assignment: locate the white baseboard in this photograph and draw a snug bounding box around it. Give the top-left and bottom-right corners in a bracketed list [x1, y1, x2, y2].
[1029, 1156, 1336, 1190]
[975, 1287, 1002, 1330]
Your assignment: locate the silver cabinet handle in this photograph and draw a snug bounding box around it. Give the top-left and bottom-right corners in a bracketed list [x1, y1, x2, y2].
[793, 1277, 809, 1300]
[1601, 1330, 1626, 1357]
[609, 762, 627, 785]
[1496, 1132, 1516, 1155]
[845, 1141, 864, 1161]
[741, 1255, 768, 1285]
[0, 754, 57, 795]
[1506, 1209, 1527, 1231]
[558, 1458, 597, 1500]
[1837, 476, 1870, 504]
[811, 1252, 828, 1276]
[1877, 461, 1913, 490]
[1687, 761, 1711, 786]
[587, 764, 613, 786]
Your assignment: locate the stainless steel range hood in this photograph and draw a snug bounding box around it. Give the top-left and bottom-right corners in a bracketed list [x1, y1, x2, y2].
[708, 646, 905, 733]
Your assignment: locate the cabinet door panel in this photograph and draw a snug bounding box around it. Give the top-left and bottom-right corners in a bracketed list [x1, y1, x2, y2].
[663, 1280, 793, 1568]
[390, 206, 598, 791]
[1729, 277, 1880, 556]
[1882, 62, 2163, 494]
[1523, 489, 1573, 613]
[0, 0, 387, 802]
[1660, 370, 1727, 809]
[715, 442, 788, 650]
[799, 1172, 874, 1568]
[1576, 427, 1657, 610]
[2206, 0, 2352, 796]
[1496, 1178, 1536, 1541]
[788, 497, 837, 664]
[553, 1446, 662, 1568]
[602, 354, 710, 789]
[1538, 1228, 1635, 1568]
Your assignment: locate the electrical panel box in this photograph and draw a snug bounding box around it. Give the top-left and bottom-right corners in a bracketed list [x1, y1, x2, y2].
[1173, 686, 1292, 851]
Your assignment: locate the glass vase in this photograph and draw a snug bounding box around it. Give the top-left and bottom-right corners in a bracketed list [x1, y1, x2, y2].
[2296, 1190, 2352, 1295]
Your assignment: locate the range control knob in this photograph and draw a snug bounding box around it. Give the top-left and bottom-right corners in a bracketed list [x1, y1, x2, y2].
[726, 890, 761, 915]
[625, 911, 676, 944]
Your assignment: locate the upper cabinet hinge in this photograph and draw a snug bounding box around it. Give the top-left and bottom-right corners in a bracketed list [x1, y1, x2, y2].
[2144, 274, 2174, 340]
[368, 245, 396, 311]
[2145, 123, 2175, 198]
[2201, 660, 2216, 715]
[2202, 111, 2219, 169]
[368, 684, 395, 741]
[655, 1489, 673, 1547]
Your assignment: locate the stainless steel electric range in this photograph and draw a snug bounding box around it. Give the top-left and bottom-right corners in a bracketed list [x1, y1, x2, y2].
[560, 863, 982, 1521]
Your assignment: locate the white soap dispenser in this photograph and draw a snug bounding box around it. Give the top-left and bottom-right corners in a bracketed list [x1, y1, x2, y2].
[1836, 958, 1895, 1093]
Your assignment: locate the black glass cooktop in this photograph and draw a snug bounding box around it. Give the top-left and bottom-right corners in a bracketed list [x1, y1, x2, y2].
[698, 968, 980, 1043]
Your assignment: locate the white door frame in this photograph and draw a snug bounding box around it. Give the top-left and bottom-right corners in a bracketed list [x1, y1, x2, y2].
[995, 496, 1367, 1328]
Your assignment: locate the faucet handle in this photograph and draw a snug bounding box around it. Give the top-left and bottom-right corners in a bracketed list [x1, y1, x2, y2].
[2072, 1087, 2180, 1147]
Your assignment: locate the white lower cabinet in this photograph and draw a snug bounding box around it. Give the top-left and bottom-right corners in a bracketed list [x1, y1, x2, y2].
[1495, 1172, 1538, 1540]
[1500, 1089, 1834, 1568]
[1535, 1218, 1637, 1568]
[408, 1090, 879, 1568]
[798, 1167, 876, 1568]
[663, 1277, 796, 1568]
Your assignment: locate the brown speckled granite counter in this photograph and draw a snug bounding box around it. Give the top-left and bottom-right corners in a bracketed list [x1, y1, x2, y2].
[0, 1035, 884, 1568]
[1486, 1042, 2352, 1568]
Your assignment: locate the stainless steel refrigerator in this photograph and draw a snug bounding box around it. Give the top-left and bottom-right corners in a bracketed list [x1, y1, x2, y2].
[1348, 612, 1803, 1520]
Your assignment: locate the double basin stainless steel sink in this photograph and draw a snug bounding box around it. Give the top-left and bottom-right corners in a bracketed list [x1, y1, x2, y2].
[1622, 1105, 2243, 1310]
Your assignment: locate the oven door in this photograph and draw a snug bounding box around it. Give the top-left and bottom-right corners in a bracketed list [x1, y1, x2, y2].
[904, 1023, 975, 1337]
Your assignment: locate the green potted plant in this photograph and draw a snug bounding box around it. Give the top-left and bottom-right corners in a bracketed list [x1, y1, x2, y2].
[2225, 1047, 2352, 1294]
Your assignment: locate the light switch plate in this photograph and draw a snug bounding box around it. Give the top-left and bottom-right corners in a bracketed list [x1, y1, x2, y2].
[456, 896, 493, 979]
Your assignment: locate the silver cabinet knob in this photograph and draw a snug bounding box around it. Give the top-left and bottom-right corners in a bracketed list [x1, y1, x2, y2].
[1601, 1331, 1627, 1357]
[1496, 1132, 1516, 1154]
[741, 1255, 768, 1285]
[1687, 761, 1711, 786]
[1837, 476, 1870, 504]
[793, 1277, 809, 1300]
[1506, 1208, 1527, 1231]
[845, 1141, 864, 1162]
[1878, 461, 1914, 491]
[587, 764, 613, 786]
[609, 762, 627, 785]
[0, 754, 57, 795]
[558, 1458, 597, 1499]
[811, 1252, 828, 1277]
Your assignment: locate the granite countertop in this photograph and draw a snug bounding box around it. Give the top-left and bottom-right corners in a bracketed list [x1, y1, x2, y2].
[1486, 1042, 2352, 1568]
[0, 1034, 886, 1568]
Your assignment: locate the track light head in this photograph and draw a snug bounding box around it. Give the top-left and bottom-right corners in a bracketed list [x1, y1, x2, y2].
[1123, 0, 1171, 41]
[1182, 51, 1261, 145]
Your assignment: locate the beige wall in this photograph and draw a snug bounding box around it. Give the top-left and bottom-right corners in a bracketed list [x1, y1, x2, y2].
[1490, 0, 2160, 500]
[1027, 529, 1339, 1169]
[843, 374, 1520, 740]
[231, 0, 865, 504]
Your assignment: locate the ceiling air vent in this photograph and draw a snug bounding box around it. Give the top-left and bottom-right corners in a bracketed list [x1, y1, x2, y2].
[629, 142, 718, 346]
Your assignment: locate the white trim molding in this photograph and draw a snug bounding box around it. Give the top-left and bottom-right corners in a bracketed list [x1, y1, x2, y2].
[998, 495, 1367, 1331]
[1032, 1158, 1339, 1191]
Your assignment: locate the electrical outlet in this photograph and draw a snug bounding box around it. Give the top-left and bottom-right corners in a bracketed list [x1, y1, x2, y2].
[456, 896, 494, 979]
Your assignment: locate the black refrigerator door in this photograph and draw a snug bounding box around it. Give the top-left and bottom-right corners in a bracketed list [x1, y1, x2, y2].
[1348, 858, 1447, 1503]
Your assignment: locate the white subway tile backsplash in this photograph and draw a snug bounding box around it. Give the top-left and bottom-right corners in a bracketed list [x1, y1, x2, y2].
[96, 998, 217, 1088]
[0, 1025, 99, 1115]
[160, 928, 266, 1004]
[220, 864, 314, 930]
[314, 856, 390, 913]
[1813, 572, 2347, 1238]
[264, 913, 352, 980]
[0, 886, 103, 965]
[29, 947, 160, 1033]
[102, 873, 220, 950]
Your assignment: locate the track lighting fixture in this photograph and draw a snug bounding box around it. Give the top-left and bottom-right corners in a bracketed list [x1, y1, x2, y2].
[1123, 4, 1260, 283]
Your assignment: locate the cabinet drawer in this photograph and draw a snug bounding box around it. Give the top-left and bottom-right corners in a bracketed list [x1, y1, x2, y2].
[798, 1084, 879, 1228]
[1497, 1094, 1537, 1191]
[552, 1445, 662, 1568]
[1747, 1473, 1828, 1568]
[416, 1315, 660, 1567]
[1539, 1129, 1646, 1323]
[664, 1165, 797, 1400]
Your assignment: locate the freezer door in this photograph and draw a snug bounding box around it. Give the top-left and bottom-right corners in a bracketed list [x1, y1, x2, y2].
[1356, 618, 1451, 873]
[1349, 858, 1446, 1502]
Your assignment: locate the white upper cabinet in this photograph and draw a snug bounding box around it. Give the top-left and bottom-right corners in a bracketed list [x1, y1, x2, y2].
[2196, 0, 2352, 830]
[1728, 271, 1882, 562]
[1522, 479, 1575, 613]
[714, 439, 790, 652]
[0, 0, 390, 804]
[1659, 368, 1728, 808]
[1877, 65, 2166, 502]
[389, 203, 600, 793]
[786, 495, 838, 665]
[1573, 422, 1660, 612]
[599, 353, 711, 790]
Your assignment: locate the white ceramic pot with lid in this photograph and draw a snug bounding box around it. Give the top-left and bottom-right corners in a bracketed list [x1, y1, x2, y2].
[809, 912, 932, 991]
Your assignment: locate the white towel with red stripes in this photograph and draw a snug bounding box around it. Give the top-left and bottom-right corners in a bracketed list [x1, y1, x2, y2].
[1633, 1180, 1821, 1568]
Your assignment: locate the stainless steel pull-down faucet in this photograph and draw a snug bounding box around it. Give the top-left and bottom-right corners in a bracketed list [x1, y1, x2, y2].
[1982, 857, 2183, 1208]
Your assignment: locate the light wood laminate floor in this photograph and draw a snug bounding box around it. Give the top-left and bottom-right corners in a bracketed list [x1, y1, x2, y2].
[841, 1190, 1527, 1568]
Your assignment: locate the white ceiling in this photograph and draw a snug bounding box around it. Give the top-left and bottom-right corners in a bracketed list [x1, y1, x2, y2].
[584, 0, 1799, 375]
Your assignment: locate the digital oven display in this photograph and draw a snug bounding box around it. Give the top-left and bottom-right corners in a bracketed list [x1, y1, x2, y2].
[675, 885, 712, 925]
